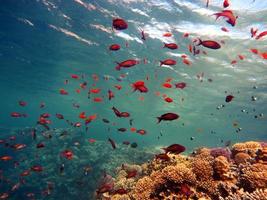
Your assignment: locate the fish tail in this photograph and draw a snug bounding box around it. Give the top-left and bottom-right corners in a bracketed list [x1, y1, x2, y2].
[163, 43, 166, 48]
[157, 117, 162, 123]
[195, 38, 202, 46]
[115, 65, 121, 71]
[159, 61, 163, 66]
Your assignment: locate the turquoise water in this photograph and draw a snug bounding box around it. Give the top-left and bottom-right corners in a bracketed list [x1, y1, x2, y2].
[0, 0, 267, 199]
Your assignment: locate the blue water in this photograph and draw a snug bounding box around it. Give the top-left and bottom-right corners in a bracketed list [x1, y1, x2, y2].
[0, 0, 267, 199]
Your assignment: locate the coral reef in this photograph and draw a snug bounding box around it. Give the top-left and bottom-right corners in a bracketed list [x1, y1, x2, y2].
[100, 141, 267, 200]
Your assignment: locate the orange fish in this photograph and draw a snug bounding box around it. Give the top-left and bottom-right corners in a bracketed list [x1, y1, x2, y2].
[182, 59, 191, 65]
[93, 97, 103, 102]
[0, 156, 12, 161]
[13, 144, 26, 150]
[162, 83, 172, 88]
[20, 170, 31, 176]
[213, 10, 237, 26]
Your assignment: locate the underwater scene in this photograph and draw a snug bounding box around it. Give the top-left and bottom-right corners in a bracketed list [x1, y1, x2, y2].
[0, 0, 267, 199]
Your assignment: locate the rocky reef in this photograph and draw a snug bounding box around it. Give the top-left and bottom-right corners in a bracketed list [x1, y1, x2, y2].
[97, 141, 267, 200]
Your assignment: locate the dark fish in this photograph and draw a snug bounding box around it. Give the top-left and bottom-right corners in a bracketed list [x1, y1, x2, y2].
[129, 119, 133, 126]
[130, 142, 138, 148]
[117, 128, 127, 132]
[175, 82, 186, 89]
[157, 113, 179, 123]
[112, 18, 128, 30]
[36, 142, 45, 148]
[102, 118, 110, 123]
[123, 141, 130, 145]
[108, 138, 116, 149]
[225, 95, 234, 102]
[162, 144, 186, 154]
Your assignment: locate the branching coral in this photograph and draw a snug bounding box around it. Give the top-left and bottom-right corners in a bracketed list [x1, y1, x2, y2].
[104, 141, 267, 200]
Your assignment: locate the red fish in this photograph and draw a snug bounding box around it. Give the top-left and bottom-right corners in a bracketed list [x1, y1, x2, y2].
[250, 28, 258, 38]
[196, 39, 221, 49]
[162, 82, 172, 88]
[261, 52, 267, 59]
[31, 165, 43, 172]
[18, 100, 27, 107]
[221, 27, 229, 32]
[182, 59, 191, 65]
[20, 170, 31, 176]
[123, 141, 130, 145]
[160, 59, 176, 66]
[108, 138, 116, 149]
[88, 138, 96, 143]
[109, 44, 120, 51]
[90, 88, 101, 94]
[71, 74, 79, 79]
[255, 30, 267, 40]
[175, 82, 186, 89]
[126, 170, 137, 178]
[55, 113, 64, 119]
[36, 142, 45, 148]
[0, 156, 12, 161]
[157, 113, 179, 123]
[183, 33, 189, 37]
[188, 44, 192, 53]
[59, 89, 68, 95]
[114, 85, 122, 90]
[10, 112, 27, 118]
[0, 193, 9, 199]
[231, 60, 237, 65]
[12, 143, 26, 150]
[163, 32, 172, 37]
[250, 48, 259, 54]
[112, 107, 130, 118]
[115, 59, 139, 70]
[136, 129, 146, 135]
[155, 153, 170, 161]
[162, 144, 186, 154]
[112, 18, 128, 30]
[164, 97, 173, 103]
[93, 97, 103, 102]
[213, 10, 237, 26]
[225, 95, 234, 102]
[108, 90, 114, 100]
[73, 122, 82, 127]
[60, 150, 73, 160]
[238, 55, 245, 60]
[223, 0, 230, 8]
[79, 112, 86, 119]
[132, 81, 148, 93]
[163, 43, 178, 50]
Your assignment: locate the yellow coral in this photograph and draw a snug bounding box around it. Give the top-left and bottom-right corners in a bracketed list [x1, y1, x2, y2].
[232, 141, 262, 157]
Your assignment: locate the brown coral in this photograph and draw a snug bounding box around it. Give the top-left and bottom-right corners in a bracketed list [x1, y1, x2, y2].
[240, 163, 267, 191]
[213, 156, 230, 180]
[232, 141, 262, 158]
[234, 152, 251, 165]
[191, 158, 213, 181]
